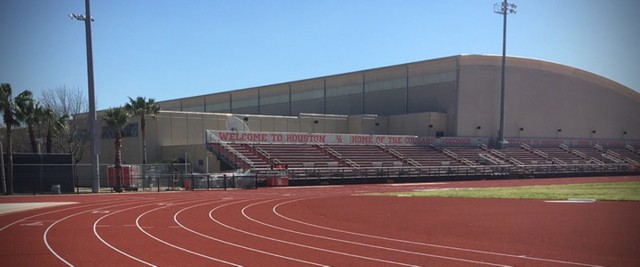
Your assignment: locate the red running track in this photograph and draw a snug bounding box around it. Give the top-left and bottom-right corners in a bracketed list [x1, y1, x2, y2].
[1, 176, 639, 266]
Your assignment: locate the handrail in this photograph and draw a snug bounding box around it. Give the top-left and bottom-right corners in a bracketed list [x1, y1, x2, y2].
[321, 146, 361, 168]
[594, 144, 604, 152]
[208, 133, 254, 168]
[589, 157, 604, 165]
[489, 149, 522, 165]
[552, 157, 566, 166]
[601, 153, 624, 164]
[559, 143, 569, 151]
[259, 160, 638, 182]
[624, 157, 639, 165]
[387, 148, 404, 159]
[325, 146, 342, 158]
[571, 149, 587, 159]
[491, 149, 506, 158]
[405, 158, 422, 167]
[521, 143, 531, 151]
[442, 149, 457, 158]
[443, 149, 475, 166]
[478, 153, 503, 165]
[509, 157, 525, 166]
[532, 149, 549, 159]
[460, 158, 476, 166]
[343, 158, 361, 169]
[254, 145, 282, 165]
[606, 150, 621, 158]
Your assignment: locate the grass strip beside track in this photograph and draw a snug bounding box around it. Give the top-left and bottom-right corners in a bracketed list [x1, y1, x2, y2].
[379, 181, 640, 201]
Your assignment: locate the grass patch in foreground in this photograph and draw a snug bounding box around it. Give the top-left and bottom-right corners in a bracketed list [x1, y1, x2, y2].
[381, 182, 640, 201]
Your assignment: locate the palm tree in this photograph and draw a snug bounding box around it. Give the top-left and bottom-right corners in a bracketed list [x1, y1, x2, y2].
[41, 106, 69, 153]
[0, 84, 22, 195]
[124, 97, 160, 165]
[102, 107, 131, 192]
[14, 90, 41, 153]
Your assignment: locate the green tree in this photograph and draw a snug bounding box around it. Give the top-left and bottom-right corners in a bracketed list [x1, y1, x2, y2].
[124, 96, 160, 165]
[102, 107, 131, 192]
[41, 106, 69, 153]
[15, 90, 41, 153]
[0, 84, 29, 195]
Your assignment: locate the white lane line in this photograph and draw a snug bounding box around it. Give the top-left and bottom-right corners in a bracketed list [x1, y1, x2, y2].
[275, 196, 603, 267]
[243, 198, 509, 267]
[44, 200, 144, 267]
[174, 198, 327, 267]
[134, 199, 242, 267]
[209, 200, 417, 267]
[94, 197, 225, 266]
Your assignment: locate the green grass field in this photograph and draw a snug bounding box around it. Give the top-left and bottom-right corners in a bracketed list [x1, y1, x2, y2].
[381, 181, 640, 201]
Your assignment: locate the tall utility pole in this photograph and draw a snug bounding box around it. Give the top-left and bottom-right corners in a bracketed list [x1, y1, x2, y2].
[70, 0, 100, 193]
[494, 0, 517, 149]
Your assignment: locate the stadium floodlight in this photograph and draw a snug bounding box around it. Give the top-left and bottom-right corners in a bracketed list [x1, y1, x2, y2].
[494, 0, 517, 149]
[70, 0, 100, 193]
[494, 2, 517, 15]
[69, 13, 94, 21]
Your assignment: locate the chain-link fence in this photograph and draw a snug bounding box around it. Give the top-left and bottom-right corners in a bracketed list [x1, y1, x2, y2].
[4, 162, 256, 195]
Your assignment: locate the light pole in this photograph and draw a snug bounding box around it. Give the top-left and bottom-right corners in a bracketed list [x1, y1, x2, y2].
[70, 0, 100, 193]
[494, 0, 517, 149]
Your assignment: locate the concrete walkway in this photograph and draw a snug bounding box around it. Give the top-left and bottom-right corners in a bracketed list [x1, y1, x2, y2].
[0, 202, 76, 215]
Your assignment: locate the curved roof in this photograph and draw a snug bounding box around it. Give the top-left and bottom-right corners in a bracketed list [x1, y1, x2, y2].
[160, 54, 640, 106]
[457, 54, 640, 103]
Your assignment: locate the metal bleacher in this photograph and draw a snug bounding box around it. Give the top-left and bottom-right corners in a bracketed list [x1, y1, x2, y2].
[388, 145, 457, 166]
[208, 138, 639, 185]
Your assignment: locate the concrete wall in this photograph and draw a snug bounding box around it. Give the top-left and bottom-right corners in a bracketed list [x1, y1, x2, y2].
[388, 112, 447, 136]
[161, 144, 217, 173]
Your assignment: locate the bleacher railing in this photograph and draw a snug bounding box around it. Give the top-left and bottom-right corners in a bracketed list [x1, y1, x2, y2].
[254, 162, 638, 183]
[208, 133, 255, 168]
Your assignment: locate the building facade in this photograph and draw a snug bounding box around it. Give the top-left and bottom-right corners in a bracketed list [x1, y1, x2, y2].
[88, 55, 639, 181]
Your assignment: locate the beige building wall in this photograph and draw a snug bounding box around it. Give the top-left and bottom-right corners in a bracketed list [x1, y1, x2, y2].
[388, 112, 447, 137]
[457, 55, 640, 141]
[156, 55, 638, 142]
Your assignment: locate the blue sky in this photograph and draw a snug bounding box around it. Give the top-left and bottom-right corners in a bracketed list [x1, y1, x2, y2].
[1, 0, 639, 110]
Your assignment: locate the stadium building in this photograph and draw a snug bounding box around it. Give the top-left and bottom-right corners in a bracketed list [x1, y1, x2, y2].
[90, 55, 640, 187]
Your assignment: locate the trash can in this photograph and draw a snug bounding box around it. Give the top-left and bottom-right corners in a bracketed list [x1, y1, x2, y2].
[51, 184, 61, 194]
[183, 180, 192, 190]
